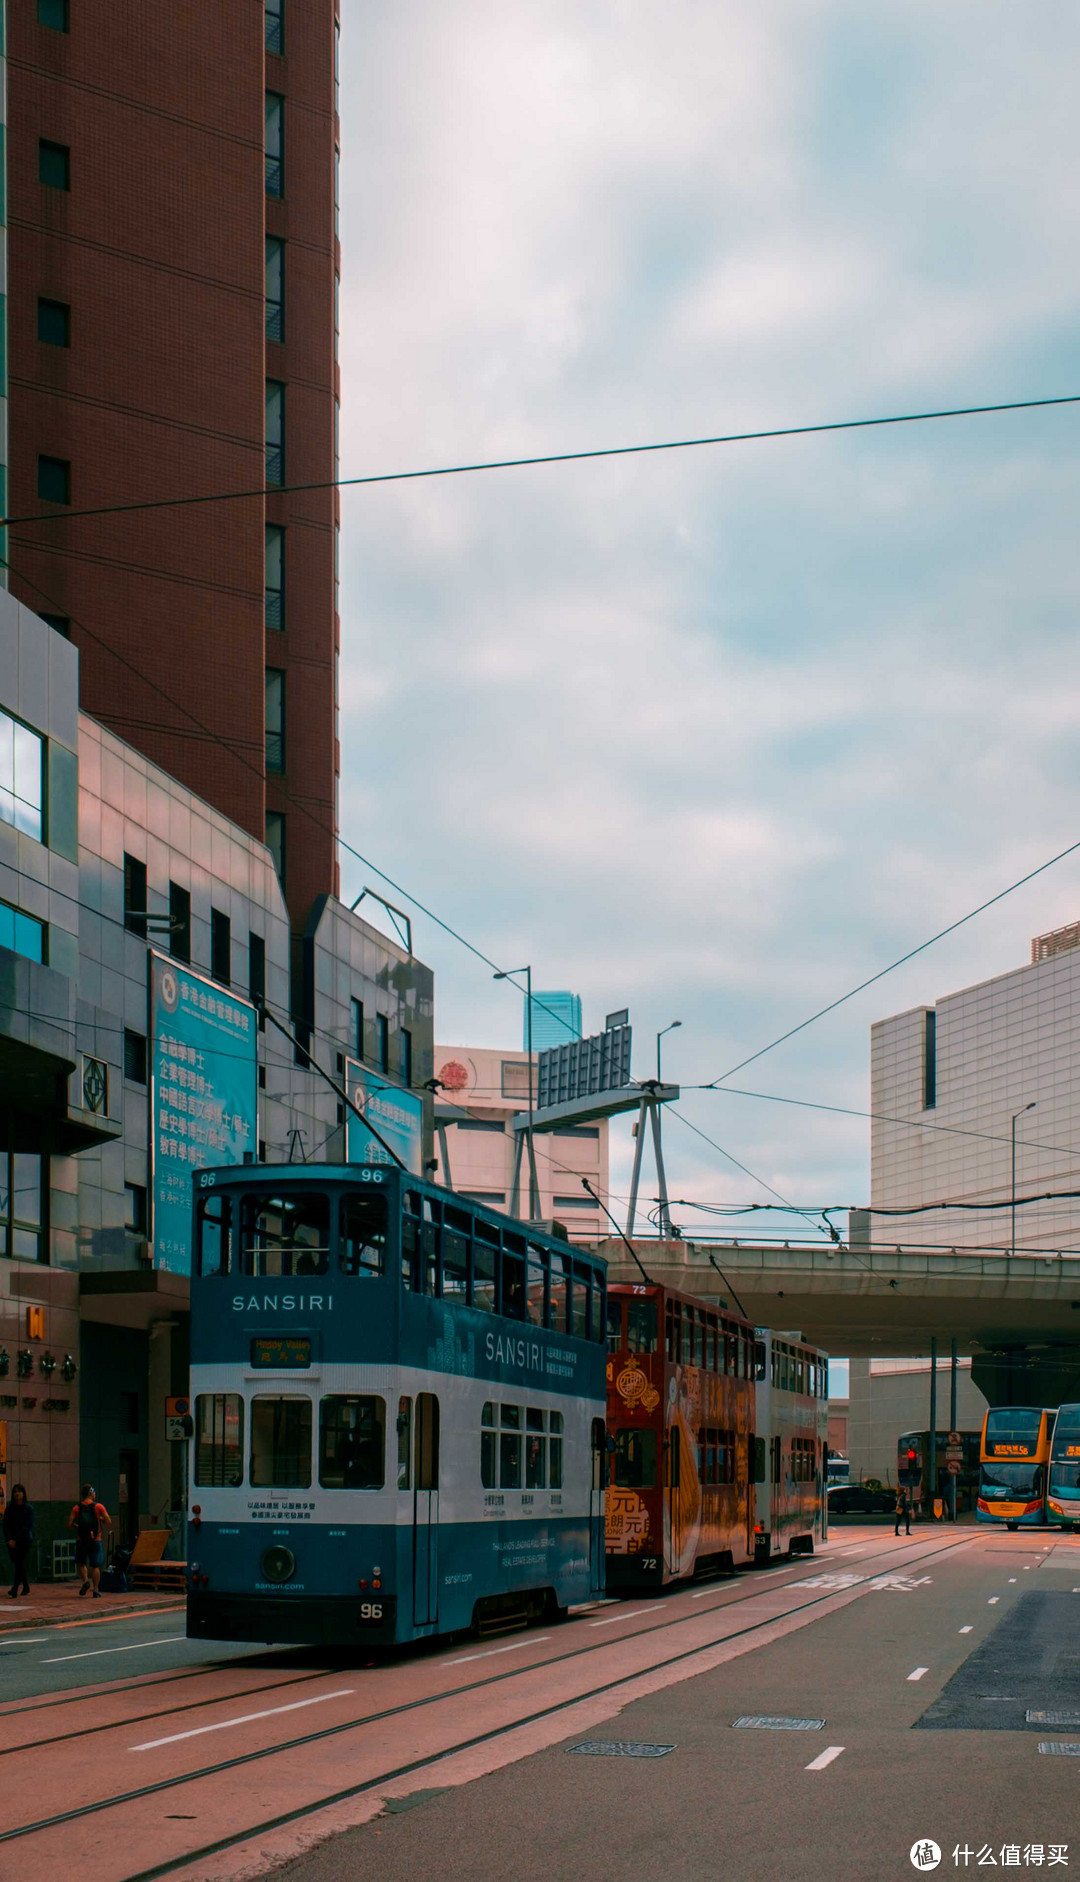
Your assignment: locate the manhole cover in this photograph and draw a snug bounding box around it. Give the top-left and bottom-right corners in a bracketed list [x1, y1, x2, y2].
[567, 1741, 675, 1759]
[1038, 1742, 1080, 1756]
[732, 1716, 825, 1731]
[1028, 1711, 1080, 1726]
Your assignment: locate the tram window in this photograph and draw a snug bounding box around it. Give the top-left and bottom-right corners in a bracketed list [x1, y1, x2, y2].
[502, 1243, 526, 1320]
[666, 1302, 678, 1361]
[526, 1408, 546, 1488]
[626, 1297, 657, 1355]
[526, 1246, 547, 1328]
[679, 1309, 691, 1367]
[549, 1410, 563, 1488]
[197, 1193, 233, 1276]
[590, 1273, 606, 1344]
[750, 1435, 766, 1483]
[717, 1429, 736, 1484]
[613, 1427, 656, 1488]
[606, 1296, 624, 1351]
[243, 1194, 329, 1276]
[704, 1313, 717, 1371]
[473, 1233, 497, 1313]
[755, 1340, 766, 1383]
[401, 1194, 421, 1290]
[194, 1393, 243, 1485]
[415, 1392, 440, 1490]
[442, 1209, 470, 1302]
[549, 1254, 569, 1334]
[481, 1402, 497, 1489]
[571, 1264, 589, 1341]
[397, 1396, 412, 1489]
[421, 1197, 439, 1295]
[319, 1395, 385, 1489]
[250, 1396, 312, 1487]
[500, 1404, 522, 1487]
[772, 1434, 781, 1484]
[692, 1310, 704, 1368]
[339, 1193, 387, 1275]
[592, 1417, 606, 1492]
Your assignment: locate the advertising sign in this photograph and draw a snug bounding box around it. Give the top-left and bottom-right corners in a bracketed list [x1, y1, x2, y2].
[150, 952, 258, 1273]
[345, 1059, 423, 1175]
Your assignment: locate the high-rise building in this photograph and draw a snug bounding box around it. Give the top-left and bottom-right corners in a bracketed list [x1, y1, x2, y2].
[4, 0, 339, 933]
[526, 990, 582, 1052]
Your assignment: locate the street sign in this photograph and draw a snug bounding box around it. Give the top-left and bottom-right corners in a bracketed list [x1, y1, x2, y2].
[948, 1431, 961, 1445]
[944, 1461, 961, 1474]
[166, 1394, 192, 1442]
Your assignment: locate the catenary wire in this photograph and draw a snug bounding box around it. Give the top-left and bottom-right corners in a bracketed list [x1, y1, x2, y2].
[691, 1081, 1080, 1161]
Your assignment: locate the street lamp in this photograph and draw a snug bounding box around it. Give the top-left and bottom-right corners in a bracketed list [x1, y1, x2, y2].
[656, 1020, 681, 1085]
[494, 965, 539, 1221]
[1011, 1102, 1036, 1259]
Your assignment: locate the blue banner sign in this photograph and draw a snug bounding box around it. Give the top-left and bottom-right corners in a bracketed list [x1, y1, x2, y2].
[345, 1060, 424, 1175]
[150, 953, 258, 1273]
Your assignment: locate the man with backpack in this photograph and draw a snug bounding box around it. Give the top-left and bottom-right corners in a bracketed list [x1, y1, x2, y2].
[67, 1485, 112, 1598]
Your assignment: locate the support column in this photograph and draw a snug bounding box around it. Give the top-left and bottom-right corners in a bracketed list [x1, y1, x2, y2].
[948, 1338, 958, 1521]
[928, 1337, 938, 1519]
[625, 1097, 649, 1237]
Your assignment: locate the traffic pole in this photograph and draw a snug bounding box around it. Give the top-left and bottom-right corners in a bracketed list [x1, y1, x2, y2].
[928, 1337, 938, 1519]
[949, 1337, 958, 1520]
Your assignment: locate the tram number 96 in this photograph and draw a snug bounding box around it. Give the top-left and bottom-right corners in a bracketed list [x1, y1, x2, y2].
[359, 1602, 383, 1620]
[358, 1170, 384, 1184]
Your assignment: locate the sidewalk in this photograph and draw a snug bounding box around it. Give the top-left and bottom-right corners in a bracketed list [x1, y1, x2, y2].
[0, 1579, 185, 1633]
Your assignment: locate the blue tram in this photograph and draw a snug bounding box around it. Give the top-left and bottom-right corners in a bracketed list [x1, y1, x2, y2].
[185, 1164, 608, 1648]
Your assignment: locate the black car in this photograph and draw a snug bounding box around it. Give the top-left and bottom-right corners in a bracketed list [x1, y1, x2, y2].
[826, 1483, 898, 1515]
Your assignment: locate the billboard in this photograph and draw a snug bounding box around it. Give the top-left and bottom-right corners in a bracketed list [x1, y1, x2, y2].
[150, 952, 258, 1273]
[536, 1022, 632, 1110]
[345, 1059, 424, 1175]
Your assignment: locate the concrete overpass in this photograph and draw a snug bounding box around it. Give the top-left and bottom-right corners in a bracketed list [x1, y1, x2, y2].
[594, 1237, 1080, 1403]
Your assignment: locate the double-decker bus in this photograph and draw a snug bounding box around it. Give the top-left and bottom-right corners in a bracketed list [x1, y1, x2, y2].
[753, 1327, 829, 1563]
[977, 1407, 1056, 1529]
[1048, 1403, 1080, 1530]
[185, 1163, 608, 1648]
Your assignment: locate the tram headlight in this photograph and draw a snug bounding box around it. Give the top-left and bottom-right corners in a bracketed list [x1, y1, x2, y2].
[261, 1544, 296, 1584]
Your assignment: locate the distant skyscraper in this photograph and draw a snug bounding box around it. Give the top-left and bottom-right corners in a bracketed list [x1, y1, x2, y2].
[527, 990, 582, 1051]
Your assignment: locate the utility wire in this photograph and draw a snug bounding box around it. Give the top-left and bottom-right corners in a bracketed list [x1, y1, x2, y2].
[667, 1108, 830, 1240]
[694, 1082, 1080, 1162]
[4, 391, 1079, 530]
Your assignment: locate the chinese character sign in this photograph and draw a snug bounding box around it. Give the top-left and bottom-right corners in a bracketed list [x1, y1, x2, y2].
[344, 1060, 423, 1176]
[150, 953, 258, 1273]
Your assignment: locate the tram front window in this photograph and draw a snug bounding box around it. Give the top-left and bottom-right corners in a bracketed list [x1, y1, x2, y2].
[626, 1298, 657, 1355]
[243, 1194, 330, 1276]
[613, 1428, 657, 1489]
[250, 1396, 312, 1487]
[320, 1395, 386, 1488]
[339, 1194, 387, 1275]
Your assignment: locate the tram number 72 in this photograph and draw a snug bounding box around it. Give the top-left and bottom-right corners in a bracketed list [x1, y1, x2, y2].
[639, 1559, 658, 1571]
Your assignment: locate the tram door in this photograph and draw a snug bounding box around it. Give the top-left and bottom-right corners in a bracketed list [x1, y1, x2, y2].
[412, 1393, 440, 1627]
[770, 1434, 782, 1546]
[666, 1419, 684, 1574]
[589, 1418, 606, 1594]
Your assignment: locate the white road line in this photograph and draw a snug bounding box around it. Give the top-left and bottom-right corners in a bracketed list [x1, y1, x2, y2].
[1009, 1578, 1017, 1583]
[4, 1636, 49, 1644]
[43, 1635, 185, 1664]
[960, 1626, 973, 1634]
[590, 1609, 653, 1626]
[805, 1746, 845, 1771]
[448, 1636, 551, 1665]
[907, 1667, 929, 1681]
[132, 1689, 355, 1751]
[988, 1598, 1000, 1605]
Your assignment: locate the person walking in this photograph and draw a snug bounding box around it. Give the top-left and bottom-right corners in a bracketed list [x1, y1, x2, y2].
[3, 1484, 34, 1597]
[894, 1487, 912, 1537]
[67, 1485, 111, 1598]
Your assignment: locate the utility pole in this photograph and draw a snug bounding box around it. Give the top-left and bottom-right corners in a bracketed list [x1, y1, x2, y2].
[928, 1337, 938, 1519]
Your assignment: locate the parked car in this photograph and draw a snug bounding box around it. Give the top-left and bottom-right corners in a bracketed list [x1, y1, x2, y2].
[826, 1482, 898, 1515]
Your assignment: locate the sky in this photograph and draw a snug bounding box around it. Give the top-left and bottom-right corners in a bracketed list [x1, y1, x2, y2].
[334, 1, 1080, 1239]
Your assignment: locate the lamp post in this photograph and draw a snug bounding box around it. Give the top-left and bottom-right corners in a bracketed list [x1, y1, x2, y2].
[656, 1020, 681, 1085]
[1011, 1102, 1036, 1260]
[494, 965, 539, 1221]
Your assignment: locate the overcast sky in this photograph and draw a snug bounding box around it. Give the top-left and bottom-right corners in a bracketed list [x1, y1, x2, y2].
[334, 1, 1080, 1236]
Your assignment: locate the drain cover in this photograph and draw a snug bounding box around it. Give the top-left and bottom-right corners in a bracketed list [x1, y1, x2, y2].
[733, 1716, 825, 1731]
[1028, 1711, 1080, 1726]
[1038, 1742, 1080, 1756]
[567, 1741, 675, 1759]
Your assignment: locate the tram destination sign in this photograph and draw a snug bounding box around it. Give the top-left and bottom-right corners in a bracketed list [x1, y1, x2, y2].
[250, 1336, 313, 1370]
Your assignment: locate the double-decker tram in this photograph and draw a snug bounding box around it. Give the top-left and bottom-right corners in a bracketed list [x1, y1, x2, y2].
[977, 1406, 1056, 1529]
[186, 1164, 608, 1648]
[752, 1327, 829, 1564]
[1048, 1403, 1080, 1530]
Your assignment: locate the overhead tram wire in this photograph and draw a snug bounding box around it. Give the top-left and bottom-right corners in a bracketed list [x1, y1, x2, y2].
[690, 1081, 1080, 1163]
[666, 1107, 832, 1242]
[3, 391, 1079, 533]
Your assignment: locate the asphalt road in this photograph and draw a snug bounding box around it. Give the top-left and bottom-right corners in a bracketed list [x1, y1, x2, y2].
[0, 1608, 299, 1699]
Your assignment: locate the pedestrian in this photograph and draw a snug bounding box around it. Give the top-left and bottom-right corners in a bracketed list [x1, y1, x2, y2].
[894, 1487, 912, 1537]
[3, 1484, 34, 1597]
[67, 1484, 112, 1598]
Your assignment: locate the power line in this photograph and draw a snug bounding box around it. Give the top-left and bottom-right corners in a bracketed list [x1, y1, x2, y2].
[695, 1081, 1080, 1162]
[3, 391, 1078, 530]
[666, 1107, 830, 1239]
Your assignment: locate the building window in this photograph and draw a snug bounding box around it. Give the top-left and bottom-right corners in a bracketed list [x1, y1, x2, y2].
[266, 811, 285, 886]
[38, 139, 70, 190]
[265, 236, 284, 343]
[455, 1119, 505, 1133]
[125, 1183, 147, 1235]
[351, 997, 364, 1057]
[38, 0, 69, 26]
[501, 1059, 534, 1101]
[211, 908, 231, 985]
[39, 613, 70, 639]
[37, 455, 70, 504]
[265, 92, 284, 197]
[169, 881, 191, 963]
[0, 899, 45, 964]
[924, 1009, 937, 1110]
[37, 298, 70, 347]
[0, 709, 44, 842]
[265, 668, 285, 772]
[265, 0, 283, 53]
[401, 1027, 413, 1086]
[265, 524, 285, 629]
[123, 853, 147, 937]
[123, 1028, 147, 1084]
[249, 931, 266, 1017]
[266, 381, 285, 486]
[0, 1150, 44, 1262]
[376, 1013, 389, 1073]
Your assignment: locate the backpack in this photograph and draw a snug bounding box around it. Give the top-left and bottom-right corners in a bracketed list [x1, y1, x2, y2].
[75, 1501, 100, 1542]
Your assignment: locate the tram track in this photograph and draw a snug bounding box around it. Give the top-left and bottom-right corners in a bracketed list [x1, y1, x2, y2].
[0, 1529, 976, 1876]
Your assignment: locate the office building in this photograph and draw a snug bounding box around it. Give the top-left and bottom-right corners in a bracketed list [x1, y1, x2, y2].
[526, 990, 581, 1052]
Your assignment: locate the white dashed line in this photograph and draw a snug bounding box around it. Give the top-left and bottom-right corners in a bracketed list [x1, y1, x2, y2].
[43, 1636, 186, 1664]
[988, 1598, 1000, 1605]
[960, 1626, 973, 1634]
[132, 1689, 355, 1751]
[590, 1609, 653, 1627]
[1009, 1578, 1017, 1583]
[805, 1746, 845, 1771]
[448, 1636, 551, 1665]
[907, 1668, 929, 1681]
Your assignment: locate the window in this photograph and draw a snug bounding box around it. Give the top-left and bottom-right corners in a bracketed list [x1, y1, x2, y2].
[123, 1028, 147, 1084]
[265, 93, 284, 196]
[266, 811, 285, 885]
[242, 1191, 330, 1275]
[38, 0, 69, 27]
[37, 455, 70, 504]
[606, 1297, 623, 1351]
[459, 1190, 506, 1206]
[442, 1206, 470, 1301]
[37, 298, 70, 346]
[499, 1404, 522, 1487]
[554, 1125, 600, 1139]
[502, 1237, 526, 1319]
[0, 1150, 44, 1261]
[613, 1428, 656, 1488]
[319, 1395, 385, 1488]
[124, 1182, 147, 1235]
[339, 1192, 386, 1275]
[265, 0, 283, 52]
[376, 1013, 389, 1072]
[481, 1402, 497, 1489]
[250, 1396, 311, 1487]
[400, 1026, 412, 1086]
[526, 1245, 546, 1327]
[211, 908, 231, 985]
[265, 381, 285, 485]
[553, 1194, 597, 1211]
[351, 997, 364, 1056]
[265, 668, 285, 773]
[397, 1396, 412, 1489]
[194, 1394, 244, 1486]
[265, 236, 284, 343]
[0, 710, 44, 842]
[248, 931, 266, 1015]
[548, 1409, 564, 1487]
[455, 1118, 504, 1133]
[627, 1297, 658, 1355]
[501, 1059, 533, 1100]
[168, 881, 191, 962]
[472, 1228, 497, 1310]
[38, 139, 70, 189]
[0, 900, 45, 964]
[549, 1253, 569, 1334]
[265, 525, 285, 629]
[124, 854, 147, 937]
[924, 1009, 937, 1109]
[570, 1262, 589, 1340]
[525, 1408, 546, 1489]
[197, 1191, 233, 1276]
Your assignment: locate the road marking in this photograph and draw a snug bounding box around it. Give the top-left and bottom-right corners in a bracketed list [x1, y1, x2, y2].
[1009, 1578, 1017, 1583]
[43, 1635, 185, 1664]
[132, 1689, 355, 1751]
[590, 1609, 653, 1627]
[805, 1746, 845, 1771]
[448, 1636, 551, 1665]
[988, 1598, 1000, 1605]
[907, 1667, 929, 1681]
[960, 1626, 973, 1633]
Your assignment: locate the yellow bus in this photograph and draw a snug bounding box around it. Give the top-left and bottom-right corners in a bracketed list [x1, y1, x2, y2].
[1048, 1403, 1080, 1531]
[977, 1406, 1055, 1529]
